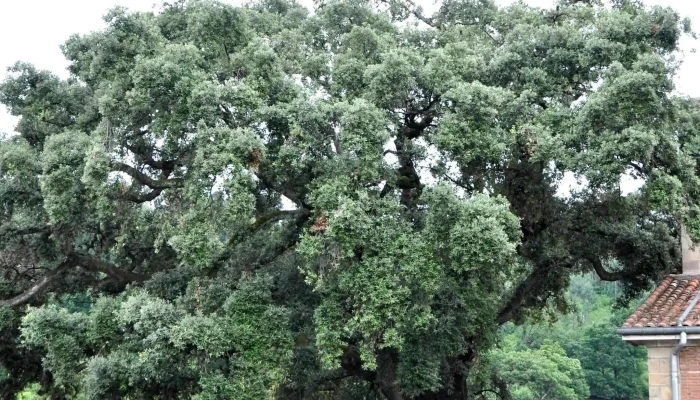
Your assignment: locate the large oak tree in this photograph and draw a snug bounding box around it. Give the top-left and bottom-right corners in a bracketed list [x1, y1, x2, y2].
[0, 0, 697, 398]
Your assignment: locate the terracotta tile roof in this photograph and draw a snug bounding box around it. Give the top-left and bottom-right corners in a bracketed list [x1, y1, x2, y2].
[622, 275, 700, 328]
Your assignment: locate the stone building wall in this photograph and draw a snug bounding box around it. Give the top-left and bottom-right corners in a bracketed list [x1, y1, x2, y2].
[648, 346, 672, 400]
[646, 343, 700, 400]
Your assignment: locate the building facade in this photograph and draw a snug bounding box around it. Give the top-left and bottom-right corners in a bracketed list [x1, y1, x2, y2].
[619, 230, 700, 400]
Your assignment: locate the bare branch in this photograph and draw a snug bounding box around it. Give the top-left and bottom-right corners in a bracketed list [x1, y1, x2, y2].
[0, 254, 149, 308]
[587, 256, 624, 281]
[113, 162, 184, 190]
[398, 0, 438, 27]
[497, 268, 546, 325]
[629, 162, 648, 176]
[0, 260, 71, 308]
[125, 143, 176, 172]
[0, 225, 51, 238]
[73, 254, 149, 283]
[256, 172, 306, 207]
[116, 188, 163, 203]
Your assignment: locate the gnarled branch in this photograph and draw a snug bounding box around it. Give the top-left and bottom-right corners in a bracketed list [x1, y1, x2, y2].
[379, 0, 438, 28]
[125, 143, 177, 172]
[496, 267, 547, 325]
[629, 161, 648, 176]
[73, 253, 149, 283]
[116, 188, 163, 204]
[256, 172, 307, 208]
[0, 254, 149, 308]
[0, 225, 51, 238]
[113, 162, 183, 190]
[0, 260, 71, 308]
[587, 255, 624, 281]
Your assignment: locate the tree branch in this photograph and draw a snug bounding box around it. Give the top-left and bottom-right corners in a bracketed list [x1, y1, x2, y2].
[496, 257, 570, 326]
[587, 256, 624, 281]
[124, 143, 176, 172]
[252, 209, 304, 230]
[379, 182, 393, 198]
[402, 111, 434, 139]
[482, 26, 499, 43]
[73, 254, 149, 283]
[497, 268, 546, 325]
[252, 210, 311, 268]
[0, 225, 51, 238]
[0, 254, 149, 308]
[498, 255, 622, 324]
[220, 105, 235, 127]
[629, 161, 648, 176]
[256, 172, 307, 208]
[113, 162, 183, 190]
[116, 188, 163, 203]
[0, 260, 71, 308]
[382, 0, 438, 28]
[394, 132, 422, 209]
[441, 172, 470, 192]
[211, 209, 310, 272]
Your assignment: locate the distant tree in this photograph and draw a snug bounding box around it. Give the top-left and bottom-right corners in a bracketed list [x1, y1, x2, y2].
[569, 322, 648, 399]
[489, 340, 590, 400]
[494, 275, 648, 400]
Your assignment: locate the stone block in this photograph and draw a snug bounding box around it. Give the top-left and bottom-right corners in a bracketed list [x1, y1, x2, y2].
[649, 346, 673, 359]
[649, 385, 672, 400]
[649, 386, 660, 399]
[649, 372, 670, 386]
[648, 359, 660, 373]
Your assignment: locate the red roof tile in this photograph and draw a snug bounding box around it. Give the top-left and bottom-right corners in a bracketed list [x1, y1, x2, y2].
[622, 275, 700, 328]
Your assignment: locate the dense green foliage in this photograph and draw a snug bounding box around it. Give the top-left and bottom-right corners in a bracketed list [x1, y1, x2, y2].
[15, 384, 44, 400]
[0, 0, 697, 398]
[491, 341, 590, 400]
[472, 274, 647, 400]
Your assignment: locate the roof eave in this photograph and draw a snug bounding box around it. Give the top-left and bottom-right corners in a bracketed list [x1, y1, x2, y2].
[618, 326, 700, 335]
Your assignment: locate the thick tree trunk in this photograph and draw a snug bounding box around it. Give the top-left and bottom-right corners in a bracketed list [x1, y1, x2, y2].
[377, 350, 406, 400]
[377, 350, 475, 400]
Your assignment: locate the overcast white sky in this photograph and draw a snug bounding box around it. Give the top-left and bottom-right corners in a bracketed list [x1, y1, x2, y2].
[0, 0, 697, 136]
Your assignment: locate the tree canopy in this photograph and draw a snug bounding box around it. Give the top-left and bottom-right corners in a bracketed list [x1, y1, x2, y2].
[0, 0, 697, 398]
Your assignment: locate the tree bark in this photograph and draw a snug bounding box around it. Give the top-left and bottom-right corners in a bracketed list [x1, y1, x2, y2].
[377, 350, 405, 400]
[0, 254, 149, 308]
[113, 161, 183, 189]
[0, 260, 71, 308]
